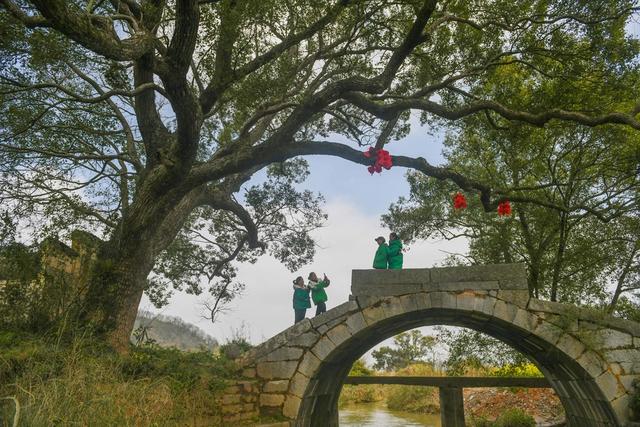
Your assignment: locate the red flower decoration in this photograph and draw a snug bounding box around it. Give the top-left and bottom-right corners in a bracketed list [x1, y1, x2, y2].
[453, 192, 467, 210]
[363, 147, 393, 174]
[363, 147, 375, 158]
[497, 200, 512, 216]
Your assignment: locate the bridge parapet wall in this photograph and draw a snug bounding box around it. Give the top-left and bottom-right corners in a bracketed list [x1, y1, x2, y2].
[223, 263, 640, 426]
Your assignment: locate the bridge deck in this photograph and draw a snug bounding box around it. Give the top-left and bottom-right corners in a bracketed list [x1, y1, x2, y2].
[344, 376, 550, 388]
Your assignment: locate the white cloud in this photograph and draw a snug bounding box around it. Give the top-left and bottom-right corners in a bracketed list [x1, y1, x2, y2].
[139, 198, 468, 345]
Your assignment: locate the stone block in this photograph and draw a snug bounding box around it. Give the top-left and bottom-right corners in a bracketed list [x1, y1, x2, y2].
[356, 295, 382, 309]
[310, 336, 336, 360]
[429, 291, 444, 308]
[266, 347, 304, 362]
[603, 349, 640, 374]
[479, 296, 497, 316]
[456, 292, 477, 312]
[298, 351, 321, 378]
[256, 361, 298, 380]
[430, 263, 526, 283]
[345, 311, 368, 335]
[595, 371, 623, 401]
[498, 277, 528, 290]
[512, 309, 539, 332]
[496, 290, 530, 307]
[399, 294, 420, 312]
[240, 409, 259, 420]
[576, 350, 607, 378]
[609, 395, 630, 424]
[242, 394, 257, 403]
[414, 292, 432, 309]
[283, 395, 302, 419]
[222, 403, 243, 414]
[326, 323, 352, 347]
[618, 374, 637, 392]
[238, 381, 255, 392]
[288, 331, 320, 348]
[289, 372, 309, 397]
[437, 281, 499, 291]
[222, 394, 241, 405]
[362, 303, 386, 325]
[352, 268, 430, 286]
[380, 297, 405, 318]
[556, 334, 586, 360]
[242, 368, 256, 378]
[310, 300, 358, 328]
[493, 300, 518, 323]
[259, 393, 285, 407]
[351, 283, 424, 296]
[593, 329, 633, 350]
[263, 380, 289, 393]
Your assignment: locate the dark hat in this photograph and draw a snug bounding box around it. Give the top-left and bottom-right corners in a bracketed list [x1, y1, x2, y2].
[375, 236, 385, 243]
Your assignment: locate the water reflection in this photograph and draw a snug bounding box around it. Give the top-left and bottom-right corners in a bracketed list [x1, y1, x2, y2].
[340, 403, 441, 426]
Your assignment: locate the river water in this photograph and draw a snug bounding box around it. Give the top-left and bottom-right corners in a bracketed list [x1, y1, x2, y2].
[339, 403, 442, 426]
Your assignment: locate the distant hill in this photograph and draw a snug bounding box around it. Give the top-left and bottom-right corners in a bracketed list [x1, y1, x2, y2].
[132, 311, 219, 351]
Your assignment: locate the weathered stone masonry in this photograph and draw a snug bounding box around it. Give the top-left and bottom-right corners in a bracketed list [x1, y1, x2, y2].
[222, 263, 640, 427]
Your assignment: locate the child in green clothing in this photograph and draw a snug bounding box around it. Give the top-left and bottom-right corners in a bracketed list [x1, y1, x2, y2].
[388, 232, 403, 269]
[308, 272, 330, 316]
[373, 236, 389, 269]
[292, 276, 310, 324]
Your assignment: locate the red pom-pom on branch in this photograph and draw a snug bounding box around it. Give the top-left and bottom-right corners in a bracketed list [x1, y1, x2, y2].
[497, 200, 512, 216]
[453, 192, 467, 210]
[363, 147, 393, 174]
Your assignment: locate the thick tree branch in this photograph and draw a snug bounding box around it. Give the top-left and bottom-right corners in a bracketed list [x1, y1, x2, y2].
[29, 0, 155, 60]
[343, 92, 640, 129]
[166, 0, 200, 74]
[0, 0, 50, 27]
[199, 0, 350, 113]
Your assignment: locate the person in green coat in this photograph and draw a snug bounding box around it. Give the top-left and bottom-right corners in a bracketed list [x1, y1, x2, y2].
[308, 272, 331, 316]
[373, 236, 389, 269]
[388, 232, 403, 269]
[292, 276, 310, 324]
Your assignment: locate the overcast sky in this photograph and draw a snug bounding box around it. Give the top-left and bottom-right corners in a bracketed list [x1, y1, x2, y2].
[139, 115, 468, 350]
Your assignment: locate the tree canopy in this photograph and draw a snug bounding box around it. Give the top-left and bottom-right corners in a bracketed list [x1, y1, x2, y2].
[1, 0, 639, 351]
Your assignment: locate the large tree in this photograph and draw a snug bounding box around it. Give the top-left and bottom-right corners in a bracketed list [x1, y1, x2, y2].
[1, 0, 639, 352]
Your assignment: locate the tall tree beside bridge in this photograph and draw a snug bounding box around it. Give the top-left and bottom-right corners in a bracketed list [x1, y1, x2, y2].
[1, 0, 639, 352]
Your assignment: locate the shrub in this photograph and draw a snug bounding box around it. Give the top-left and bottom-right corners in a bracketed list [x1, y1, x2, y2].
[339, 384, 385, 406]
[386, 363, 440, 414]
[630, 378, 640, 421]
[490, 363, 543, 378]
[469, 416, 494, 427]
[0, 335, 237, 426]
[349, 359, 372, 376]
[386, 384, 439, 413]
[494, 408, 536, 427]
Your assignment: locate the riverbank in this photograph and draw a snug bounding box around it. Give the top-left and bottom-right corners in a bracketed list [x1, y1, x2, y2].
[0, 331, 237, 426]
[339, 363, 564, 425]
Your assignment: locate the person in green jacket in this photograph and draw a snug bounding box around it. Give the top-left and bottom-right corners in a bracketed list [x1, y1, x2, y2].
[308, 272, 330, 316]
[373, 236, 389, 269]
[292, 276, 311, 324]
[388, 232, 403, 269]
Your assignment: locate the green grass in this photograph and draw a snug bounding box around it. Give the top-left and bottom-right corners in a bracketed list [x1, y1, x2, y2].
[0, 331, 238, 427]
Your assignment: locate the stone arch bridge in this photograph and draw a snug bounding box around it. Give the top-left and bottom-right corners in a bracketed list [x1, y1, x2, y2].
[221, 264, 640, 426]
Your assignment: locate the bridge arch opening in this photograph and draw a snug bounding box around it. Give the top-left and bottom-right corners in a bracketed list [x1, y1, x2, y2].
[297, 307, 618, 427]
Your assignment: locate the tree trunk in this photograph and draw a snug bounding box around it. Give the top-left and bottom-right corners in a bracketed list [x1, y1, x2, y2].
[550, 212, 568, 302]
[76, 236, 156, 353]
[105, 285, 145, 353]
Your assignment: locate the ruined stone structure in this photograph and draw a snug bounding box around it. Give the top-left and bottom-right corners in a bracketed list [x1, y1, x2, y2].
[222, 263, 640, 426]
